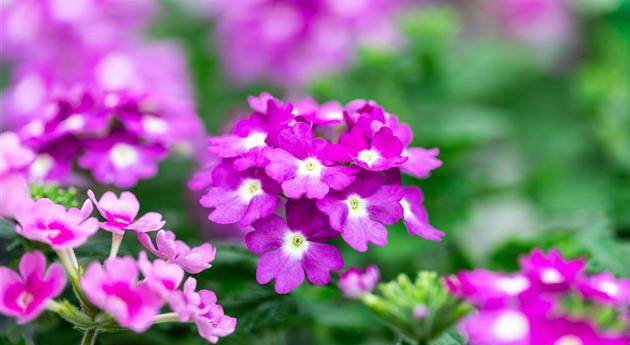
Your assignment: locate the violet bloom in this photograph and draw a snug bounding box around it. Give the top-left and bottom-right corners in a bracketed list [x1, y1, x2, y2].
[264, 122, 355, 199]
[317, 172, 404, 252]
[400, 147, 442, 179]
[169, 277, 237, 343]
[577, 272, 630, 306]
[138, 252, 184, 297]
[246, 200, 344, 294]
[87, 190, 165, 234]
[0, 251, 65, 324]
[446, 270, 532, 307]
[330, 126, 408, 171]
[0, 132, 34, 218]
[138, 230, 216, 274]
[15, 198, 98, 250]
[529, 317, 628, 345]
[338, 265, 380, 299]
[463, 308, 531, 345]
[81, 256, 163, 332]
[200, 167, 279, 227]
[79, 134, 167, 188]
[400, 186, 444, 241]
[207, 113, 270, 171]
[519, 248, 585, 292]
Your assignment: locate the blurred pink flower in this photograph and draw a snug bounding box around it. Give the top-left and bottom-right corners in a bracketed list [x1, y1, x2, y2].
[88, 190, 165, 234]
[138, 230, 216, 274]
[338, 265, 380, 298]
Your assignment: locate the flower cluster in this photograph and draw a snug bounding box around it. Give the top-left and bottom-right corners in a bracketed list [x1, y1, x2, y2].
[210, 0, 405, 87]
[1, 189, 235, 343]
[194, 93, 443, 293]
[447, 248, 630, 345]
[1, 0, 203, 188]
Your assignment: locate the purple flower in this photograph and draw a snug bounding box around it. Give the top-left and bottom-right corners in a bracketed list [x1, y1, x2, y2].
[199, 167, 279, 227]
[400, 186, 444, 241]
[207, 113, 270, 171]
[519, 248, 585, 292]
[446, 270, 532, 307]
[0, 132, 34, 218]
[400, 147, 442, 179]
[330, 126, 408, 171]
[169, 277, 237, 343]
[264, 122, 355, 199]
[137, 252, 184, 297]
[0, 251, 65, 324]
[577, 272, 630, 306]
[0, 132, 35, 176]
[138, 230, 216, 274]
[79, 133, 168, 188]
[530, 317, 628, 345]
[338, 265, 380, 298]
[317, 172, 404, 251]
[463, 308, 531, 345]
[88, 190, 165, 234]
[15, 198, 98, 250]
[246, 199, 344, 294]
[81, 256, 163, 332]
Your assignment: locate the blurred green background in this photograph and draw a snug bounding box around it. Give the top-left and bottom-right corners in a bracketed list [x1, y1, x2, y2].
[2, 1, 630, 344]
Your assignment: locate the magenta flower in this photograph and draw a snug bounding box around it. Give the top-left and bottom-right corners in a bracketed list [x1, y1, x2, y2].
[81, 256, 163, 332]
[317, 172, 404, 251]
[519, 248, 585, 291]
[577, 272, 630, 306]
[446, 270, 532, 307]
[138, 230, 216, 274]
[88, 190, 165, 234]
[199, 167, 279, 227]
[138, 252, 184, 297]
[400, 147, 442, 179]
[338, 265, 380, 299]
[0, 251, 65, 324]
[0, 132, 35, 175]
[330, 126, 408, 171]
[0, 132, 34, 218]
[15, 198, 98, 249]
[530, 317, 628, 345]
[207, 113, 270, 171]
[246, 200, 344, 294]
[169, 277, 237, 343]
[400, 186, 444, 241]
[462, 308, 531, 345]
[264, 122, 355, 199]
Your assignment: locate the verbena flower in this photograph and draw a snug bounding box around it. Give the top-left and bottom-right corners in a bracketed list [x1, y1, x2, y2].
[449, 248, 630, 345]
[138, 252, 185, 297]
[246, 200, 344, 294]
[0, 251, 65, 324]
[15, 198, 98, 249]
[138, 229, 216, 274]
[88, 190, 165, 235]
[0, 132, 35, 218]
[338, 265, 380, 299]
[401, 186, 444, 241]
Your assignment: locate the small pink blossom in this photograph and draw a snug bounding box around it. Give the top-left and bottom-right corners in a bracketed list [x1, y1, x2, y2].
[520, 248, 585, 292]
[0, 251, 65, 324]
[88, 190, 165, 234]
[138, 252, 184, 297]
[0, 132, 35, 218]
[338, 265, 380, 298]
[577, 272, 630, 306]
[169, 277, 237, 343]
[81, 256, 163, 332]
[15, 198, 98, 249]
[138, 230, 216, 274]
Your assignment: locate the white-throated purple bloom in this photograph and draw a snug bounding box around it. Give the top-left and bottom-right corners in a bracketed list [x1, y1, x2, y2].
[317, 171, 404, 252]
[265, 122, 355, 199]
[246, 199, 344, 294]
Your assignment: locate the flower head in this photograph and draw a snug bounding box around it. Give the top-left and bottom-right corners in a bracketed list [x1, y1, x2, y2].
[0, 251, 65, 324]
[338, 265, 380, 298]
[138, 230, 216, 274]
[16, 198, 98, 249]
[138, 251, 184, 297]
[520, 248, 585, 291]
[88, 189, 165, 234]
[0, 132, 34, 218]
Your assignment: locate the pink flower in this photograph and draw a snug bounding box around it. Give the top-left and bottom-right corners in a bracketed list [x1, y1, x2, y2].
[81, 256, 163, 332]
[338, 265, 380, 298]
[462, 308, 532, 345]
[317, 171, 404, 251]
[446, 270, 532, 307]
[0, 132, 35, 218]
[0, 251, 65, 324]
[577, 272, 630, 306]
[400, 147, 442, 179]
[264, 122, 355, 199]
[0, 132, 35, 176]
[138, 230, 216, 274]
[400, 186, 444, 241]
[330, 126, 408, 171]
[169, 277, 236, 343]
[137, 252, 184, 297]
[530, 317, 628, 345]
[88, 190, 165, 234]
[246, 199, 344, 294]
[15, 198, 98, 249]
[199, 166, 280, 227]
[519, 248, 585, 292]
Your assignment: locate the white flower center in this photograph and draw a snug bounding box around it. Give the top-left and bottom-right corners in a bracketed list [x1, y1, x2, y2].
[357, 149, 381, 167]
[237, 179, 263, 202]
[597, 281, 619, 297]
[44, 228, 61, 239]
[492, 311, 529, 342]
[29, 154, 53, 178]
[346, 194, 368, 217]
[282, 231, 309, 259]
[59, 114, 85, 131]
[541, 268, 564, 284]
[142, 116, 168, 134]
[496, 276, 530, 295]
[321, 110, 343, 121]
[554, 335, 583, 345]
[16, 291, 34, 310]
[109, 143, 139, 168]
[297, 157, 323, 177]
[242, 132, 267, 150]
[400, 198, 412, 217]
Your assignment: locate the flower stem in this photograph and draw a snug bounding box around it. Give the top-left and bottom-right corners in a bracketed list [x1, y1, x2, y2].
[56, 249, 78, 278]
[46, 300, 62, 313]
[56, 250, 96, 314]
[109, 233, 124, 259]
[154, 312, 181, 324]
[80, 328, 98, 345]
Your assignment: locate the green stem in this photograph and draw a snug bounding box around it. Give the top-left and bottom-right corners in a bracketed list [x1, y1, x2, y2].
[80, 328, 98, 345]
[109, 233, 124, 259]
[154, 312, 181, 324]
